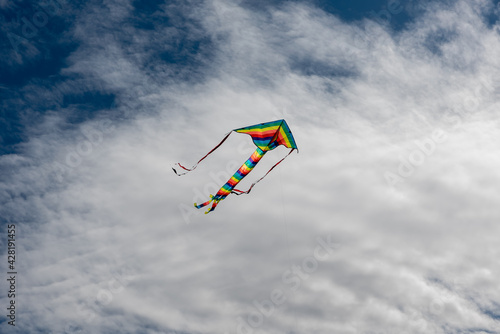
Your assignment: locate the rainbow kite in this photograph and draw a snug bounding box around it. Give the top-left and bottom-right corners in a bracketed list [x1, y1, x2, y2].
[173, 119, 298, 213]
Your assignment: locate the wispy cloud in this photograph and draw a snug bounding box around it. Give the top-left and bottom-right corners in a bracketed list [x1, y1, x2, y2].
[2, 0, 500, 333]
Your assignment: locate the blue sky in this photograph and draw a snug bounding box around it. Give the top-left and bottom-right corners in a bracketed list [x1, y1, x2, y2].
[1, 0, 498, 153]
[2, 0, 500, 333]
[0, 0, 434, 154]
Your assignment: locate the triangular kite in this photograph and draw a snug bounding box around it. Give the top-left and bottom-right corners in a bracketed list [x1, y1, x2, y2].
[173, 119, 298, 213]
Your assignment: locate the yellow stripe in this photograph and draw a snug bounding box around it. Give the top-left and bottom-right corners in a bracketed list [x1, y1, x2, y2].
[236, 125, 280, 134]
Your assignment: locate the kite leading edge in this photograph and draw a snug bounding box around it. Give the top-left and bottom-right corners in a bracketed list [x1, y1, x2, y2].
[173, 119, 298, 214]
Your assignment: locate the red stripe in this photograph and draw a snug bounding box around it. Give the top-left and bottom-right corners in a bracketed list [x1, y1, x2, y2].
[239, 129, 278, 138]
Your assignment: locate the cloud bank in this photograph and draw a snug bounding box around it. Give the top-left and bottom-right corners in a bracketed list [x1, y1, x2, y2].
[2, 0, 500, 333]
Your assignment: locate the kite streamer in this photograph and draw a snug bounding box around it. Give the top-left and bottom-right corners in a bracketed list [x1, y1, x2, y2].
[173, 119, 298, 214]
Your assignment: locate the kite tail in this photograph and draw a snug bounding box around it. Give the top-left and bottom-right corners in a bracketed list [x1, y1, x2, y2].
[205, 198, 222, 214]
[232, 148, 296, 195]
[194, 195, 213, 209]
[194, 195, 223, 214]
[193, 147, 267, 214]
[172, 132, 232, 176]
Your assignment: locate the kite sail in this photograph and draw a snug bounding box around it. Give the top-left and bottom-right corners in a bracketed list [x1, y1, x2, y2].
[173, 119, 298, 214]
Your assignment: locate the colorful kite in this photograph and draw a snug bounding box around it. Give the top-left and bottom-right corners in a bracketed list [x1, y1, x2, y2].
[173, 119, 298, 213]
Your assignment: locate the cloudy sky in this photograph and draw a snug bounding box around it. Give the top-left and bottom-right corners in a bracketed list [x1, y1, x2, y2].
[2, 0, 500, 333]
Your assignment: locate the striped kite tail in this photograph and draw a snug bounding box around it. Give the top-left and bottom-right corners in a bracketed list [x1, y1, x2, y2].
[194, 195, 223, 214]
[194, 147, 267, 213]
[232, 148, 296, 195]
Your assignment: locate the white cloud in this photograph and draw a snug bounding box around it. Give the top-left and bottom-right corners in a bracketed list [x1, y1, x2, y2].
[2, 0, 500, 333]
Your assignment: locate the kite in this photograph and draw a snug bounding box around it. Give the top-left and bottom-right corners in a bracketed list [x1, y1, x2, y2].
[173, 119, 298, 214]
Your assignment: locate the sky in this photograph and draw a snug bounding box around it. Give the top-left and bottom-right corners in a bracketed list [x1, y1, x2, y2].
[1, 0, 500, 333]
